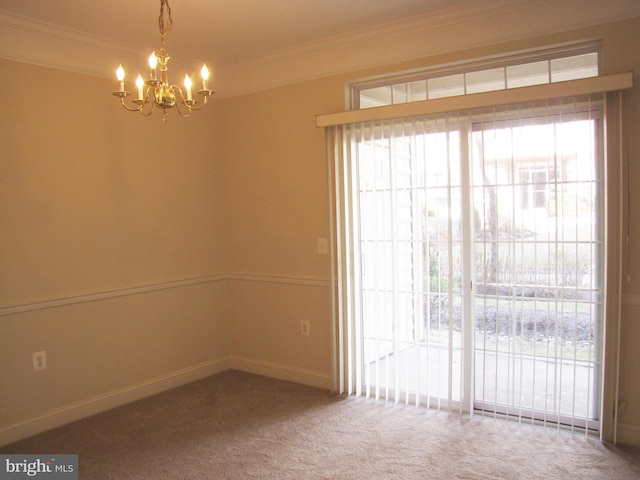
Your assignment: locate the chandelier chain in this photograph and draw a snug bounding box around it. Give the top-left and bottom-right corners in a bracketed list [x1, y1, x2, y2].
[158, 0, 173, 50]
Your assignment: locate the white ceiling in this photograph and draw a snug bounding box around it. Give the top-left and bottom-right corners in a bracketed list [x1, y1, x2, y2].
[0, 0, 478, 64]
[1, 0, 639, 97]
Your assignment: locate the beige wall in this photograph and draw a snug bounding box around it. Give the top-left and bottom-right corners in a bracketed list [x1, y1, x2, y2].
[1, 15, 639, 446]
[220, 16, 640, 443]
[0, 60, 231, 442]
[220, 79, 334, 383]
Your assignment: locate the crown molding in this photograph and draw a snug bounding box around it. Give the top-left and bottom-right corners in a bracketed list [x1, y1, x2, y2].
[0, 10, 135, 78]
[1, 0, 639, 98]
[0, 9, 197, 80]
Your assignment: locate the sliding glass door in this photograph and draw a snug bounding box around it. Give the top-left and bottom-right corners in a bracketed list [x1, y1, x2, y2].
[471, 108, 602, 430]
[352, 98, 603, 432]
[358, 121, 467, 409]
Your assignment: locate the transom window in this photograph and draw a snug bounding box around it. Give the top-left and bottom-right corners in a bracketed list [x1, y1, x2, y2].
[352, 42, 600, 109]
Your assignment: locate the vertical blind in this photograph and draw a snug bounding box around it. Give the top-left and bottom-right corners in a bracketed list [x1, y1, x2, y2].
[470, 100, 602, 432]
[323, 75, 631, 439]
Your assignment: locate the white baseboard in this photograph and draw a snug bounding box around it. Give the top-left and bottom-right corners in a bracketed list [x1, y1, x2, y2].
[230, 355, 332, 390]
[0, 355, 331, 447]
[0, 356, 232, 447]
[617, 423, 640, 447]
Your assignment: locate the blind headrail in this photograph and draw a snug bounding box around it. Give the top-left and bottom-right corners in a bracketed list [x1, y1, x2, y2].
[316, 71, 633, 127]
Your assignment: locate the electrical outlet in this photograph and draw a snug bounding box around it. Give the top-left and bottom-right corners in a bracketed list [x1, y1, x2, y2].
[300, 320, 310, 336]
[33, 351, 47, 371]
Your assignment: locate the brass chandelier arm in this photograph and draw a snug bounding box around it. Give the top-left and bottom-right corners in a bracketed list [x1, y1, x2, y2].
[169, 84, 216, 115]
[190, 90, 215, 111]
[171, 86, 194, 118]
[112, 89, 156, 116]
[137, 99, 156, 117]
[113, 84, 214, 117]
[112, 92, 143, 112]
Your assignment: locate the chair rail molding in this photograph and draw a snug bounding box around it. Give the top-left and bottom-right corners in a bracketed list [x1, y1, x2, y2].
[0, 272, 330, 317]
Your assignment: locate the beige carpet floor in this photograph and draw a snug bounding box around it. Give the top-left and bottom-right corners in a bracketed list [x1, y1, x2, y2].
[3, 370, 640, 479]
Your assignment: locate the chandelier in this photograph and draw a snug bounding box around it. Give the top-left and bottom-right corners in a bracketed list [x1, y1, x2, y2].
[112, 0, 213, 121]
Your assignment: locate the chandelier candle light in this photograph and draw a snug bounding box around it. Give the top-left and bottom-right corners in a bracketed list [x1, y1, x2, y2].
[112, 0, 213, 120]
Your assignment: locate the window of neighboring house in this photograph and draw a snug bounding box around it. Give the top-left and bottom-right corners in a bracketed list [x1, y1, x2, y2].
[520, 166, 557, 210]
[352, 43, 600, 109]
